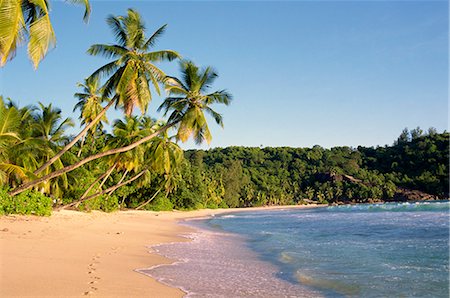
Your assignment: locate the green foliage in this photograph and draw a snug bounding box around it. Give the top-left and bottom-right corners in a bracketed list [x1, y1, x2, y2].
[1, 90, 447, 212]
[78, 195, 119, 213]
[0, 188, 52, 216]
[149, 195, 174, 211]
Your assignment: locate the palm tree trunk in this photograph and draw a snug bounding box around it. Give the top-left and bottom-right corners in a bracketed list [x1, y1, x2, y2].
[62, 167, 148, 208]
[57, 162, 117, 210]
[135, 188, 161, 210]
[114, 170, 130, 204]
[77, 133, 87, 158]
[9, 123, 175, 196]
[34, 99, 115, 175]
[114, 170, 129, 194]
[80, 162, 117, 200]
[98, 163, 117, 191]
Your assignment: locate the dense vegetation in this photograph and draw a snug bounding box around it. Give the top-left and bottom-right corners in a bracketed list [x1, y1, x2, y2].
[0, 6, 447, 215]
[0, 8, 231, 215]
[170, 128, 448, 209]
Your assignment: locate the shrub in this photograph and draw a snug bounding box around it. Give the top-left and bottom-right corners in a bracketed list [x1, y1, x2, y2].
[149, 196, 174, 211]
[0, 189, 52, 216]
[77, 195, 119, 213]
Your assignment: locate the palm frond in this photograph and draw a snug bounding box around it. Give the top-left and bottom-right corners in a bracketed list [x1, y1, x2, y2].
[27, 0, 56, 69]
[136, 70, 151, 113]
[206, 90, 232, 105]
[106, 15, 127, 46]
[66, 0, 91, 23]
[143, 24, 166, 49]
[204, 106, 223, 127]
[0, 0, 25, 66]
[87, 44, 127, 59]
[143, 50, 180, 62]
[125, 9, 145, 49]
[0, 162, 37, 181]
[88, 59, 120, 83]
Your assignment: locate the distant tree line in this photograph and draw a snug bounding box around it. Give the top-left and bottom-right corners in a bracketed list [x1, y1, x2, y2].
[123, 128, 448, 210]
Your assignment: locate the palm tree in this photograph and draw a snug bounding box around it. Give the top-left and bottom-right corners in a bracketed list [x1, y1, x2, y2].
[9, 60, 231, 196]
[73, 76, 109, 157]
[0, 97, 32, 185]
[135, 131, 183, 210]
[34, 8, 179, 176]
[0, 99, 74, 196]
[31, 102, 74, 196]
[33, 102, 74, 145]
[87, 8, 180, 116]
[0, 0, 90, 68]
[104, 116, 150, 193]
[158, 60, 232, 144]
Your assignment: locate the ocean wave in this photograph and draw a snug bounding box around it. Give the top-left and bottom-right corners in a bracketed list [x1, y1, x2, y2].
[324, 201, 449, 213]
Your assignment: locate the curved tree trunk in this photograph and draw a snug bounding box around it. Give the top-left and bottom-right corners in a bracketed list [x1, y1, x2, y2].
[80, 162, 117, 200]
[97, 163, 117, 191]
[34, 99, 115, 175]
[57, 162, 118, 210]
[62, 167, 149, 209]
[114, 170, 129, 194]
[9, 123, 175, 196]
[77, 133, 87, 158]
[135, 188, 161, 210]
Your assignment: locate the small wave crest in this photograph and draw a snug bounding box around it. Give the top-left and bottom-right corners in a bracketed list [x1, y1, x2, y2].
[325, 201, 449, 213]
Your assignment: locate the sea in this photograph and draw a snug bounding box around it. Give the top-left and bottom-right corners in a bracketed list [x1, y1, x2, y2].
[140, 201, 449, 297]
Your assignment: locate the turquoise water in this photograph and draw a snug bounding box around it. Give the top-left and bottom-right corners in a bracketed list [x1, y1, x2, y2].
[144, 201, 449, 297]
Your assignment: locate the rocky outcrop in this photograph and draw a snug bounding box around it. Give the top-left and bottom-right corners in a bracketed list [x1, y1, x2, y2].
[393, 188, 440, 202]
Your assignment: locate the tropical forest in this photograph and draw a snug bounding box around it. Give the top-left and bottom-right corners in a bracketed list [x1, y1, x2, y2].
[0, 4, 448, 216]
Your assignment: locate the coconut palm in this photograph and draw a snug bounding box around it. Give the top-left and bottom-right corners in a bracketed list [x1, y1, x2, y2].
[9, 60, 231, 196]
[30, 103, 75, 195]
[34, 8, 179, 176]
[87, 8, 180, 116]
[33, 102, 74, 145]
[73, 76, 109, 156]
[0, 0, 90, 68]
[158, 60, 232, 144]
[0, 99, 73, 196]
[135, 131, 183, 210]
[105, 116, 150, 190]
[0, 97, 31, 184]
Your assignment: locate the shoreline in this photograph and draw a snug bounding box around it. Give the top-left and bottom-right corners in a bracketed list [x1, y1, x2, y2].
[0, 204, 318, 297]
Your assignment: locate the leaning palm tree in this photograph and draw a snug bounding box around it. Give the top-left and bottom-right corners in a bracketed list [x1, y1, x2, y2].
[158, 60, 232, 144]
[63, 116, 160, 208]
[33, 8, 179, 176]
[9, 60, 231, 196]
[0, 0, 90, 68]
[87, 8, 180, 116]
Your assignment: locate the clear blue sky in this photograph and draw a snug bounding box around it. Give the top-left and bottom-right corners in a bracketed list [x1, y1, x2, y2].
[1, 0, 448, 149]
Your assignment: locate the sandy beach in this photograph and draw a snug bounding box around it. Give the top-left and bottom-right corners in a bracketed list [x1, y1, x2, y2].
[0, 205, 315, 297]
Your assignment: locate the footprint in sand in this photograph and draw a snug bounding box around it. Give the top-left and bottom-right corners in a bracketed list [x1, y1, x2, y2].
[85, 253, 102, 295]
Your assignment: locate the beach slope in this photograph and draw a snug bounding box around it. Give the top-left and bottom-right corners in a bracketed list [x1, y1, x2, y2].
[0, 206, 315, 297]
